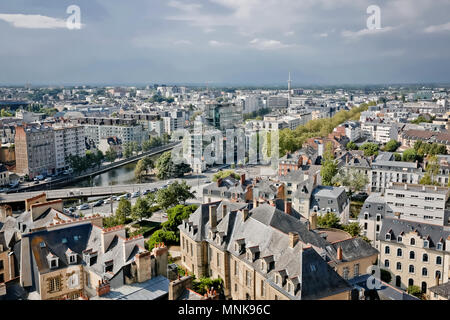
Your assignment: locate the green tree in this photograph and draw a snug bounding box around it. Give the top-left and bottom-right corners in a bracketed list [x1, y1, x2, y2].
[360, 143, 379, 156]
[384, 140, 400, 152]
[147, 229, 178, 249]
[393, 153, 402, 161]
[380, 269, 392, 283]
[131, 197, 151, 222]
[407, 285, 423, 299]
[212, 170, 240, 182]
[192, 277, 224, 296]
[419, 155, 440, 186]
[342, 222, 361, 237]
[321, 145, 338, 186]
[317, 212, 341, 229]
[155, 151, 191, 180]
[402, 149, 419, 162]
[161, 204, 198, 233]
[134, 157, 153, 182]
[105, 147, 117, 163]
[156, 181, 195, 210]
[116, 198, 132, 223]
[123, 143, 134, 158]
[346, 141, 358, 150]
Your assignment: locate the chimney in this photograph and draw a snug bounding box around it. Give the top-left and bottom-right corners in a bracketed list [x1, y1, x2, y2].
[285, 201, 292, 215]
[309, 212, 317, 230]
[337, 246, 343, 261]
[240, 173, 246, 185]
[222, 204, 227, 218]
[289, 232, 299, 248]
[209, 205, 217, 229]
[242, 208, 249, 222]
[217, 178, 222, 187]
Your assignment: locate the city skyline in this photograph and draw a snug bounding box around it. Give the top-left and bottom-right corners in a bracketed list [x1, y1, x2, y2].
[0, 0, 450, 85]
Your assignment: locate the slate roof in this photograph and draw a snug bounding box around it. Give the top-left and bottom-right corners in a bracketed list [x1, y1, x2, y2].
[326, 237, 378, 266]
[379, 218, 450, 249]
[429, 281, 450, 299]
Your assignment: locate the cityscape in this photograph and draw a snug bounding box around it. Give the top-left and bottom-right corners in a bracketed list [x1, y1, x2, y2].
[0, 0, 450, 306]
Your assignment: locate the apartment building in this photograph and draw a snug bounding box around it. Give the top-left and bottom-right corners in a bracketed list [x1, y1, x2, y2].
[14, 125, 56, 179]
[179, 202, 353, 300]
[75, 117, 148, 147]
[52, 124, 86, 173]
[370, 154, 423, 192]
[361, 121, 398, 144]
[204, 102, 243, 130]
[384, 183, 450, 226]
[0, 164, 9, 187]
[379, 218, 450, 296]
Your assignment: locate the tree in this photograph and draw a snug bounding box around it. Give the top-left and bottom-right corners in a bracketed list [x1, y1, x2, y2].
[342, 222, 361, 237]
[135, 157, 153, 182]
[105, 147, 117, 163]
[407, 285, 423, 299]
[155, 151, 191, 180]
[147, 229, 178, 249]
[156, 181, 195, 210]
[360, 143, 379, 157]
[321, 145, 338, 187]
[384, 140, 400, 152]
[116, 198, 132, 223]
[419, 155, 440, 186]
[317, 212, 341, 229]
[161, 204, 198, 233]
[346, 141, 358, 150]
[192, 277, 224, 296]
[131, 197, 151, 222]
[393, 153, 402, 161]
[212, 170, 240, 182]
[402, 149, 419, 162]
[123, 143, 134, 158]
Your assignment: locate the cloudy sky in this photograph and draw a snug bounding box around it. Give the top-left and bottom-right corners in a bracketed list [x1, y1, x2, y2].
[0, 0, 450, 86]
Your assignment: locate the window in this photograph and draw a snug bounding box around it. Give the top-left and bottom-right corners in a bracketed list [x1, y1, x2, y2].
[423, 254, 428, 262]
[0, 273, 3, 283]
[409, 265, 414, 273]
[216, 252, 220, 268]
[343, 267, 349, 280]
[423, 240, 429, 248]
[408, 278, 414, 287]
[410, 238, 415, 246]
[385, 246, 390, 254]
[397, 236, 402, 243]
[234, 260, 238, 276]
[364, 213, 369, 220]
[396, 262, 402, 270]
[0, 260, 3, 270]
[376, 214, 381, 222]
[48, 276, 62, 293]
[354, 264, 360, 277]
[409, 251, 415, 260]
[384, 260, 390, 268]
[437, 243, 443, 250]
[246, 270, 251, 287]
[385, 233, 391, 240]
[436, 271, 441, 279]
[422, 268, 428, 277]
[261, 280, 265, 296]
[436, 256, 442, 265]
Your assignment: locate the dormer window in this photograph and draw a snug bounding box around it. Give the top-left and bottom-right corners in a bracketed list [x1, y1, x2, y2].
[47, 253, 59, 269]
[437, 242, 443, 251]
[66, 249, 77, 265]
[209, 230, 215, 240]
[385, 233, 391, 241]
[104, 260, 113, 273]
[397, 236, 402, 243]
[234, 239, 245, 254]
[364, 213, 369, 220]
[83, 250, 98, 266]
[410, 238, 415, 246]
[423, 240, 429, 248]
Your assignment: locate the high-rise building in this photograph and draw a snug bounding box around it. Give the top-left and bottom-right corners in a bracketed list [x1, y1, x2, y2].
[14, 124, 56, 179]
[52, 124, 86, 173]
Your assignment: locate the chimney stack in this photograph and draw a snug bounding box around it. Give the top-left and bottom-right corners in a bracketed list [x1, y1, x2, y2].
[222, 204, 227, 218]
[209, 205, 217, 229]
[309, 212, 317, 230]
[217, 178, 222, 187]
[289, 232, 299, 248]
[337, 246, 343, 261]
[285, 201, 292, 215]
[242, 208, 249, 222]
[240, 173, 246, 185]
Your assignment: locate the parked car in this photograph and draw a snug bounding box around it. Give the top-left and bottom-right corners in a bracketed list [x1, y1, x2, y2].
[33, 180, 40, 185]
[131, 191, 140, 198]
[93, 199, 104, 207]
[77, 203, 90, 210]
[69, 207, 76, 213]
[44, 177, 52, 182]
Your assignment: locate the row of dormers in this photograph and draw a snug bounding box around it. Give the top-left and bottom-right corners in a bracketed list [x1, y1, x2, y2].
[384, 230, 445, 250]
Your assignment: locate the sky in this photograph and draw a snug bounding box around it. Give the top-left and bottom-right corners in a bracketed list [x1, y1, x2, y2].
[0, 0, 450, 86]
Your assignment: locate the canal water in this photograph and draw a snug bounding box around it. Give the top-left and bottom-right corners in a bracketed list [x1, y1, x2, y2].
[65, 154, 160, 188]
